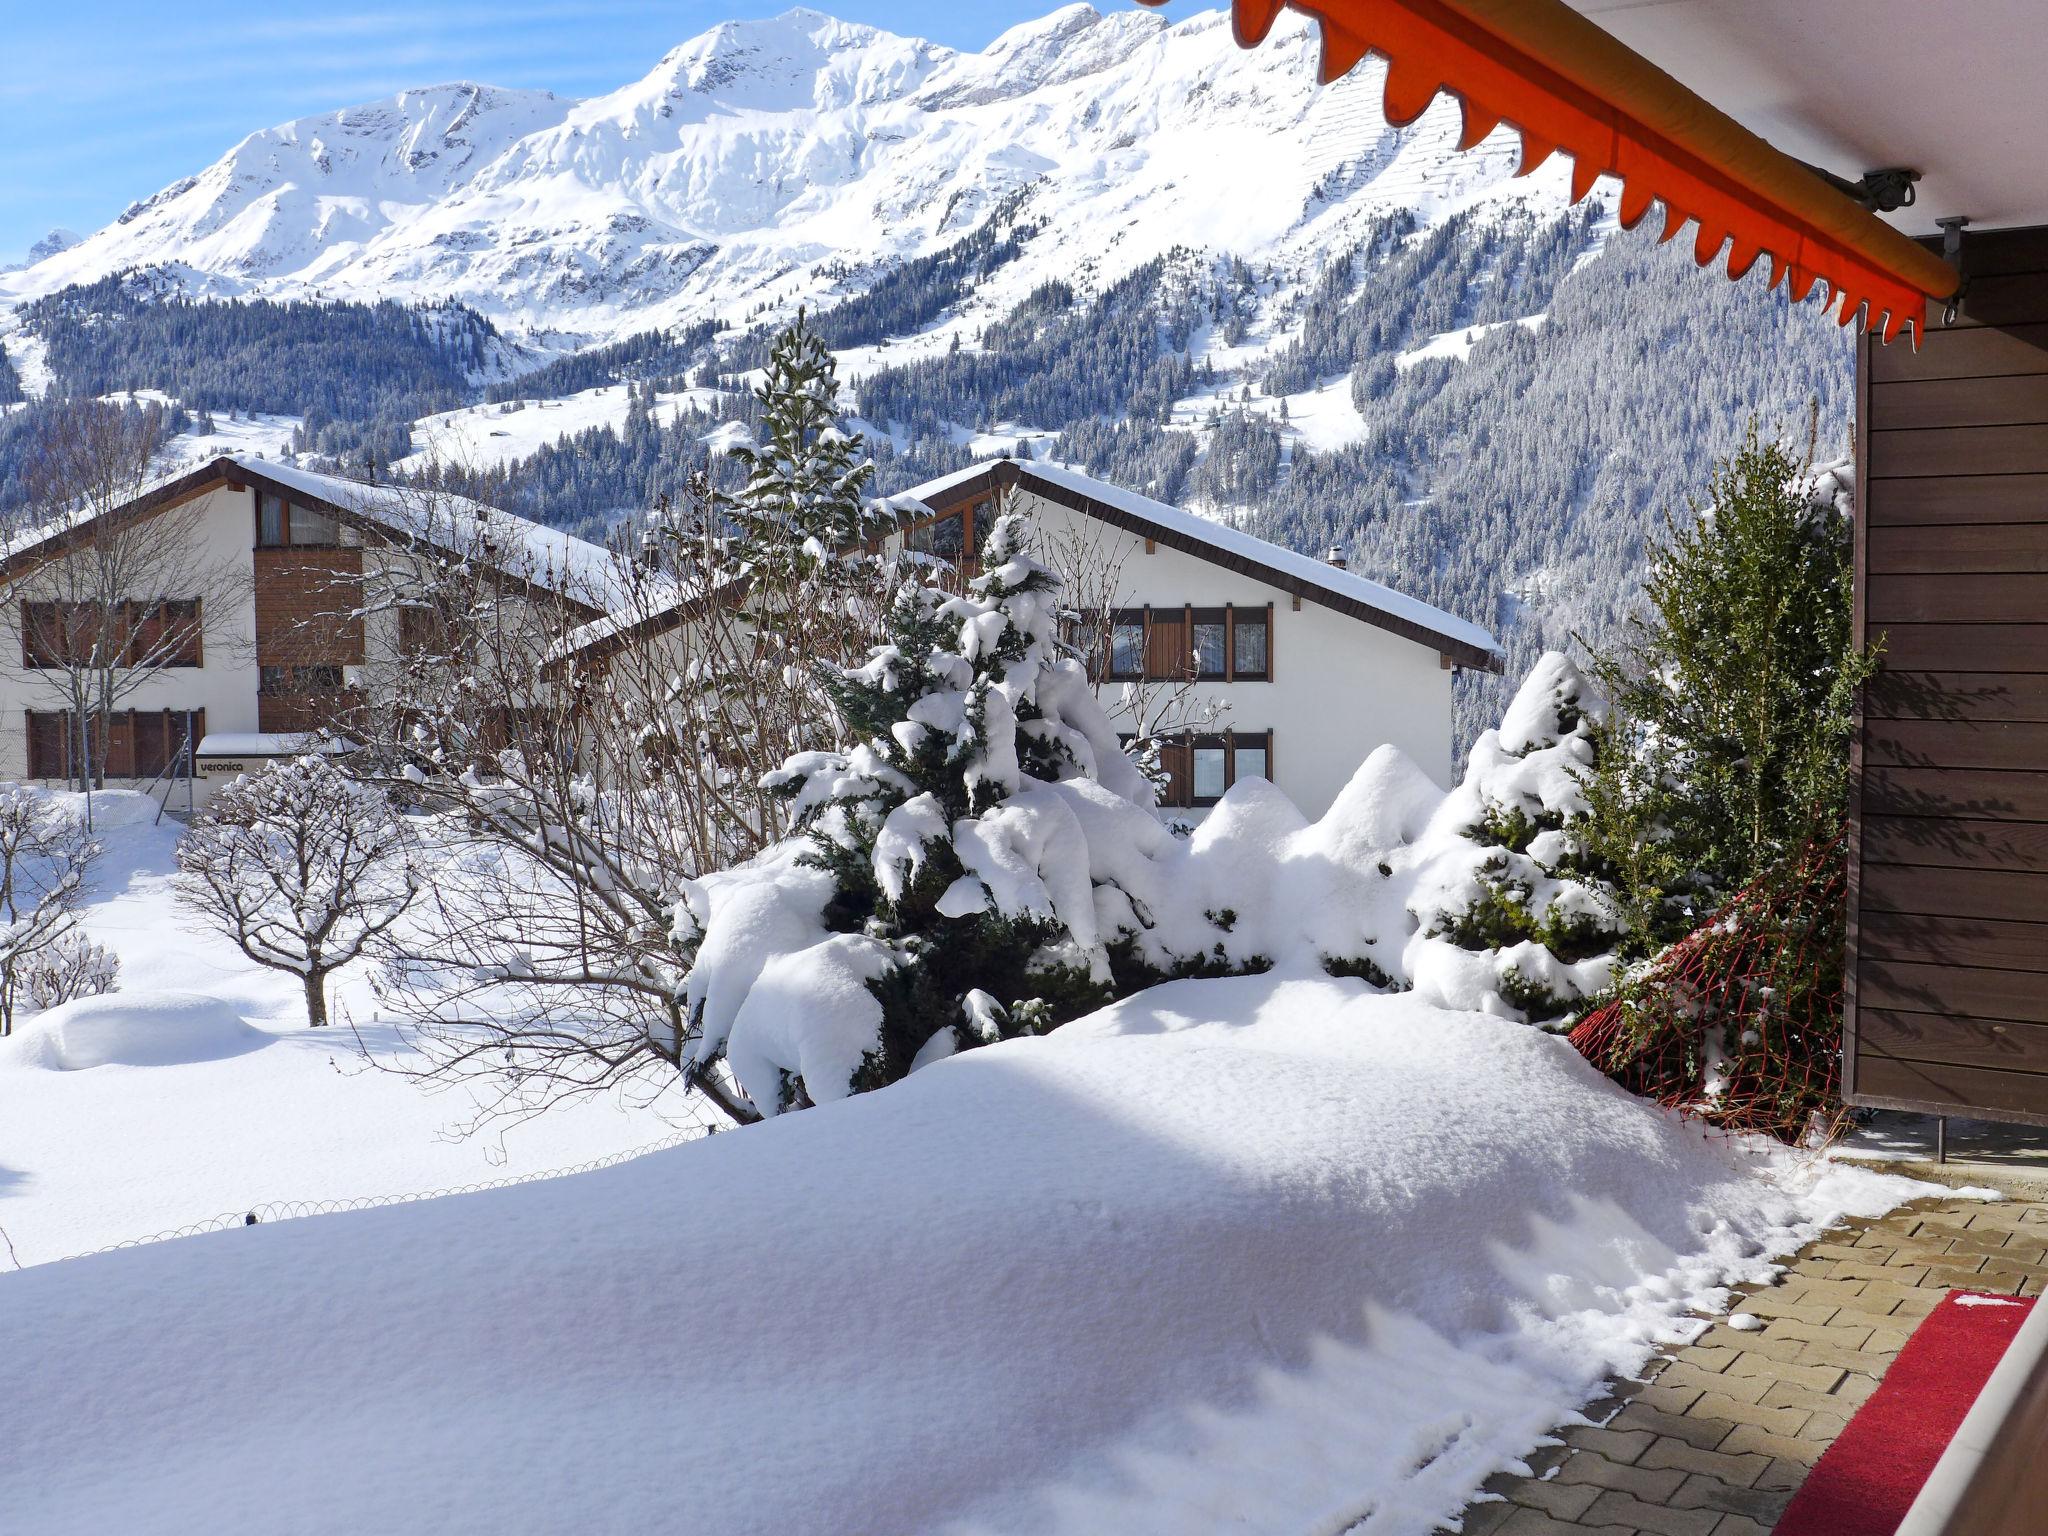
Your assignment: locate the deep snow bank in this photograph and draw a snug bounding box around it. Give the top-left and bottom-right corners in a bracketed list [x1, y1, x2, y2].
[0, 990, 269, 1071]
[0, 973, 1926, 1536]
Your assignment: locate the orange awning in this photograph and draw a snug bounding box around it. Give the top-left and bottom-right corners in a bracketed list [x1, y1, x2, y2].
[1139, 0, 1959, 343]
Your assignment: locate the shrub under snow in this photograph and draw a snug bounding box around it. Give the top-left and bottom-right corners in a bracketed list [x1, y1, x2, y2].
[669, 510, 1622, 1117]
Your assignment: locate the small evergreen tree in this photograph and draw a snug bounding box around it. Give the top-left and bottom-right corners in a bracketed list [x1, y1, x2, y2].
[1416, 652, 1623, 1024]
[1583, 426, 1876, 942]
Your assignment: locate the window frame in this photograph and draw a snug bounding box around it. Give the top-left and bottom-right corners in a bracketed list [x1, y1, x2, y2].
[1154, 728, 1276, 810]
[256, 491, 342, 550]
[1105, 606, 1148, 681]
[1230, 604, 1272, 683]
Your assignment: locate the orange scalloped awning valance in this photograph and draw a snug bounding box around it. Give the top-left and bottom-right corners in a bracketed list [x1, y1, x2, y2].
[1138, 0, 1958, 343]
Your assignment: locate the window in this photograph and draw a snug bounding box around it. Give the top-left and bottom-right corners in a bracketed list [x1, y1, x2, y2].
[290, 507, 338, 547]
[258, 492, 287, 547]
[1232, 611, 1270, 680]
[20, 601, 95, 668]
[126, 599, 202, 667]
[1154, 730, 1275, 809]
[1108, 610, 1146, 679]
[1191, 609, 1228, 679]
[21, 599, 200, 669]
[910, 511, 964, 562]
[256, 492, 339, 548]
[1100, 603, 1272, 683]
[398, 605, 448, 659]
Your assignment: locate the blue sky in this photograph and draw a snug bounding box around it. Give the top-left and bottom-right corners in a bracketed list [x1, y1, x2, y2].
[0, 1, 1156, 260]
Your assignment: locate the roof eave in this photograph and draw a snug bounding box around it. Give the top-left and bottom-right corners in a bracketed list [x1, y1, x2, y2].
[913, 459, 1504, 672]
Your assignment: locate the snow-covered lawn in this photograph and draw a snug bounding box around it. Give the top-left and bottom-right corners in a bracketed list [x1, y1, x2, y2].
[0, 793, 698, 1267]
[0, 962, 1928, 1535]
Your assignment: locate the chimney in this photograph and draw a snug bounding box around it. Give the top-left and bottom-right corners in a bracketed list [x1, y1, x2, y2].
[1326, 546, 1348, 570]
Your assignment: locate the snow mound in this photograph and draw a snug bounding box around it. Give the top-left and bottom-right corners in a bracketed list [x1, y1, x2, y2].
[0, 974, 1933, 1536]
[0, 990, 270, 1072]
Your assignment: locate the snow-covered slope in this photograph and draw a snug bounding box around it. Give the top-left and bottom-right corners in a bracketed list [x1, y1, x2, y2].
[0, 5, 1579, 344]
[0, 968, 1932, 1535]
[0, 792, 702, 1266]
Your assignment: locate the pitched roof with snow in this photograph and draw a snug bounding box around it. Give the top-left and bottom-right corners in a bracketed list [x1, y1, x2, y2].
[904, 459, 1502, 670]
[0, 455, 622, 615]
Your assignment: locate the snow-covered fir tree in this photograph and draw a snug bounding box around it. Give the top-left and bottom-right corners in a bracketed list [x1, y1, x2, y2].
[1402, 653, 1622, 1026]
[676, 512, 1152, 1114]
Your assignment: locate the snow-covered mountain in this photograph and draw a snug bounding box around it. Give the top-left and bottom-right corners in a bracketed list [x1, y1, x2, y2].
[0, 4, 1578, 346]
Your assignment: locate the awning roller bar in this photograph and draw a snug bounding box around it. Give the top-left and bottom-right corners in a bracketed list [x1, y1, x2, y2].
[1141, 0, 1959, 343]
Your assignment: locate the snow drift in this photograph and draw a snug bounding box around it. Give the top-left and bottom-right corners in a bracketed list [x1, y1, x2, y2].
[0, 990, 269, 1072]
[0, 972, 1925, 1536]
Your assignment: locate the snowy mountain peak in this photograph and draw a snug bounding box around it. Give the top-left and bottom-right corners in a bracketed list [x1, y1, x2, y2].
[637, 8, 948, 112]
[0, 4, 1585, 342]
[26, 229, 81, 263]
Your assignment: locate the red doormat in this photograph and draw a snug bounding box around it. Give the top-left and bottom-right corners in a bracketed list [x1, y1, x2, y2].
[1771, 1288, 2034, 1536]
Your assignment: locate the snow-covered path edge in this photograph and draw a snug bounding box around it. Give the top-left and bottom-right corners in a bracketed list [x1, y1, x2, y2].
[0, 973, 1946, 1536]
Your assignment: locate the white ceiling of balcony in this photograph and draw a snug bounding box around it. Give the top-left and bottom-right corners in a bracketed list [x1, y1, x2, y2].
[1568, 0, 2048, 234]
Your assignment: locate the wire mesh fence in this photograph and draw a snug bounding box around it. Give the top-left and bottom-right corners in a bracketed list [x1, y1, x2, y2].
[1569, 834, 1849, 1145]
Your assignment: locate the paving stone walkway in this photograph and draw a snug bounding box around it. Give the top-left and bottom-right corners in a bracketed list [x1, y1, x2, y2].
[1443, 1193, 2048, 1536]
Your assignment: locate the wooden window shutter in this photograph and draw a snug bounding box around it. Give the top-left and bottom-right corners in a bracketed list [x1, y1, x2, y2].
[132, 710, 167, 780]
[1145, 608, 1188, 681]
[25, 711, 61, 779]
[1160, 737, 1192, 807]
[107, 711, 137, 780]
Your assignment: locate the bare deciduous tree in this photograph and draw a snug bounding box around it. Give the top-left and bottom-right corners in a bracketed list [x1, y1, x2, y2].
[174, 756, 422, 1027]
[0, 785, 100, 1035]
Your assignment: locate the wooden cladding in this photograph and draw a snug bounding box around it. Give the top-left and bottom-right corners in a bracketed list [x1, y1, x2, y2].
[24, 707, 204, 781]
[1850, 225, 2048, 1127]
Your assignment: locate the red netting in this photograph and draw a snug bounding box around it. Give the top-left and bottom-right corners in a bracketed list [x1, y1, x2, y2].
[1569, 834, 1848, 1145]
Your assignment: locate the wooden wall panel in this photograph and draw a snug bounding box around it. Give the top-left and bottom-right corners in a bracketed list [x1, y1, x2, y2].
[1860, 911, 2048, 973]
[1865, 719, 2048, 771]
[1869, 322, 2048, 383]
[1863, 474, 2048, 526]
[1868, 426, 2048, 479]
[1853, 1057, 2048, 1126]
[1862, 766, 2048, 821]
[1860, 1013, 2048, 1075]
[1862, 815, 2048, 872]
[1879, 625, 2048, 673]
[1865, 672, 2048, 720]
[1850, 228, 2048, 1127]
[1861, 862, 2048, 922]
[1868, 572, 2048, 622]
[1867, 525, 2048, 572]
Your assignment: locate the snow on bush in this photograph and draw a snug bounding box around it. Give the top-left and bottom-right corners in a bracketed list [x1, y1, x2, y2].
[20, 929, 120, 1011]
[674, 610, 1624, 1115]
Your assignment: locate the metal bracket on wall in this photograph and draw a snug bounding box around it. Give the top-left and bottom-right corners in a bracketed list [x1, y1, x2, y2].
[1938, 216, 1971, 327]
[1795, 159, 1920, 213]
